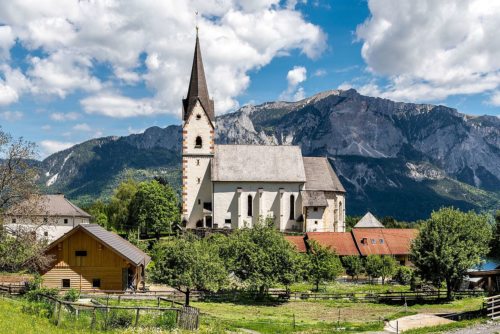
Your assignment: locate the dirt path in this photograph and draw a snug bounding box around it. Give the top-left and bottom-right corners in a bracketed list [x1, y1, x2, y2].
[384, 314, 454, 333]
[442, 320, 500, 334]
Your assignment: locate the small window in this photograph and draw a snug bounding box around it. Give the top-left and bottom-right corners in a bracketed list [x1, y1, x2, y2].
[361, 238, 367, 244]
[195, 136, 202, 148]
[198, 199, 201, 205]
[75, 250, 87, 257]
[371, 239, 376, 244]
[62, 279, 70, 288]
[196, 159, 200, 166]
[380, 239, 384, 244]
[197, 177, 201, 184]
[43, 217, 48, 223]
[196, 114, 201, 120]
[44, 231, 48, 237]
[92, 279, 101, 288]
[11, 218, 16, 224]
[289, 194, 295, 220]
[314, 221, 318, 225]
[225, 219, 231, 225]
[247, 195, 253, 217]
[64, 218, 68, 224]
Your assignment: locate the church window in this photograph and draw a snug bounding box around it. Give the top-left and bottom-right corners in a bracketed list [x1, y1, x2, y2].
[247, 195, 253, 217]
[196, 159, 200, 166]
[197, 177, 200, 184]
[314, 221, 318, 225]
[289, 195, 295, 220]
[196, 114, 201, 120]
[198, 199, 201, 205]
[195, 136, 202, 148]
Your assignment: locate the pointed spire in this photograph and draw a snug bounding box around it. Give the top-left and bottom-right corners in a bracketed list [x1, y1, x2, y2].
[183, 31, 214, 123]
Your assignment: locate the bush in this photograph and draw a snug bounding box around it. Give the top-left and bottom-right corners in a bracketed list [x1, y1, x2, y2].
[62, 288, 80, 302]
[25, 287, 59, 302]
[395, 266, 414, 285]
[107, 309, 134, 328]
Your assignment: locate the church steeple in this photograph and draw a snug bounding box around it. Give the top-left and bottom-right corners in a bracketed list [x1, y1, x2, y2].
[183, 32, 214, 123]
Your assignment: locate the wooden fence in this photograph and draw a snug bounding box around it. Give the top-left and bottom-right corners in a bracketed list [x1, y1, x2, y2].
[38, 294, 199, 330]
[486, 295, 500, 320]
[0, 282, 26, 295]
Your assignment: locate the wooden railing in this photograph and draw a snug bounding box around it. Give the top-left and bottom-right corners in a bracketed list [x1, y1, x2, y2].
[486, 295, 500, 320]
[0, 282, 27, 294]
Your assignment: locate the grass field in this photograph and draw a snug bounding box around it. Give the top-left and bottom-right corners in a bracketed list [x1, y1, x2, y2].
[0, 293, 487, 334]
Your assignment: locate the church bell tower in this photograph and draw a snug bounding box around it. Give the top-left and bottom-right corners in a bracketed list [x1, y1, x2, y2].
[181, 31, 215, 229]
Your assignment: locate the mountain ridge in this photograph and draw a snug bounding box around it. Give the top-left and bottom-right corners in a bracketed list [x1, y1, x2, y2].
[38, 89, 500, 220]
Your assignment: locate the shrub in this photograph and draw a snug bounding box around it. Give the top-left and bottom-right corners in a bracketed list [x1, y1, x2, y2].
[25, 287, 59, 302]
[107, 309, 134, 328]
[62, 288, 80, 302]
[395, 266, 414, 285]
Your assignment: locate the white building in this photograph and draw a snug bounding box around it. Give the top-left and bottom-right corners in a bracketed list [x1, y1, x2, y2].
[182, 33, 346, 233]
[3, 194, 91, 241]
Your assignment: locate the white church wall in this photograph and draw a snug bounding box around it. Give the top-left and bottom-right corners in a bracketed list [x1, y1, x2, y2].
[213, 182, 303, 231]
[304, 207, 326, 232]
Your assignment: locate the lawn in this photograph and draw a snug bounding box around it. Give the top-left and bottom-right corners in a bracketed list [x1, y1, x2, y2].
[285, 281, 412, 294]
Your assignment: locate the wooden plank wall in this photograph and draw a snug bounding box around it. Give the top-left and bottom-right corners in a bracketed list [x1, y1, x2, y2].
[42, 229, 135, 290]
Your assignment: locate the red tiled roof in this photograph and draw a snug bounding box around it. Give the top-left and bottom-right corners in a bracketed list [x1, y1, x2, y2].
[351, 228, 418, 256]
[285, 235, 307, 253]
[306, 232, 359, 256]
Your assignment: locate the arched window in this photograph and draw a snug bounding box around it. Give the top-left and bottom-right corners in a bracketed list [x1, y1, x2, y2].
[195, 136, 202, 148]
[247, 195, 253, 217]
[339, 201, 343, 221]
[289, 194, 295, 220]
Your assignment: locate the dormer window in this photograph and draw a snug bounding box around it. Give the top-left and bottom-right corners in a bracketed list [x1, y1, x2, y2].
[195, 136, 202, 148]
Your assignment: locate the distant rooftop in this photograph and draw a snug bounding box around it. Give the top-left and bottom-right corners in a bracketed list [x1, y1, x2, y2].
[354, 212, 384, 228]
[5, 194, 91, 218]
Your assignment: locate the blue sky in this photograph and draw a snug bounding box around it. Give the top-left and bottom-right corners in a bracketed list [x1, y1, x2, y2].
[0, 0, 499, 158]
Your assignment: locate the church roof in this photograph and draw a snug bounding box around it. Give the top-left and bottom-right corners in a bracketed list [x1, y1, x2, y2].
[182, 34, 214, 123]
[212, 144, 306, 182]
[301, 191, 328, 207]
[303, 157, 345, 192]
[354, 212, 385, 228]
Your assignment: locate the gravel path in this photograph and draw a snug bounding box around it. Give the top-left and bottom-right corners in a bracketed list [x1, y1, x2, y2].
[442, 321, 500, 334]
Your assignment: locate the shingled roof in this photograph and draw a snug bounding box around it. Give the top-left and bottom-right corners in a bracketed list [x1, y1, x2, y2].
[301, 191, 328, 207]
[182, 34, 214, 124]
[212, 145, 306, 182]
[5, 194, 91, 218]
[303, 157, 345, 192]
[306, 232, 359, 256]
[351, 228, 418, 256]
[46, 224, 151, 266]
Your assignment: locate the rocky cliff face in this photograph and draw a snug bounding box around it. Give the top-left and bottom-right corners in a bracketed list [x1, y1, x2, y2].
[39, 89, 500, 220]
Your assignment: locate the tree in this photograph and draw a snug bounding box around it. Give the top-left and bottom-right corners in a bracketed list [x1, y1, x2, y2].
[306, 240, 343, 291]
[107, 178, 138, 232]
[490, 210, 500, 257]
[411, 207, 492, 299]
[342, 255, 364, 281]
[395, 266, 414, 285]
[365, 255, 383, 283]
[128, 180, 180, 239]
[151, 236, 227, 306]
[219, 218, 300, 295]
[85, 200, 109, 229]
[379, 255, 398, 284]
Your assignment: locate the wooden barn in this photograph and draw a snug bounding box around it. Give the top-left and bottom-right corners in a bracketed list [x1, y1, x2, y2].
[41, 224, 150, 291]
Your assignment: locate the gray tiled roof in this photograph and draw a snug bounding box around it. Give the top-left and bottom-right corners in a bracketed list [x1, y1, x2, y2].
[5, 194, 91, 218]
[212, 144, 306, 182]
[301, 191, 328, 207]
[354, 212, 385, 228]
[303, 157, 345, 192]
[47, 224, 150, 266]
[81, 224, 151, 266]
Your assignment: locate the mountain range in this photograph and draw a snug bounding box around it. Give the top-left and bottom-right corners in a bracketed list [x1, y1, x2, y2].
[38, 89, 500, 221]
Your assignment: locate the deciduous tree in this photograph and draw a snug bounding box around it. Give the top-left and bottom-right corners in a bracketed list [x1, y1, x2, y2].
[107, 177, 138, 232]
[306, 240, 343, 291]
[411, 207, 492, 299]
[342, 255, 364, 281]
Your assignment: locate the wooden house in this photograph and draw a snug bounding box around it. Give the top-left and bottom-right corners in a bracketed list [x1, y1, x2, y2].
[41, 224, 151, 291]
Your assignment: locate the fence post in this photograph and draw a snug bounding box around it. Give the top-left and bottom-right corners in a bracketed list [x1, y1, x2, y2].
[293, 313, 296, 329]
[90, 307, 96, 330]
[135, 308, 140, 327]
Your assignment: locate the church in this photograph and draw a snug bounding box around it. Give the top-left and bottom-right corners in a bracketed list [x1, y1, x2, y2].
[181, 33, 346, 233]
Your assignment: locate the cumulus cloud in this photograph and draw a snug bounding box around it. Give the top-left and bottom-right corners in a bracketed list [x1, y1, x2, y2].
[0, 0, 326, 117]
[280, 66, 307, 101]
[72, 123, 92, 132]
[0, 110, 23, 121]
[356, 0, 500, 102]
[50, 112, 80, 121]
[39, 140, 74, 157]
[81, 93, 157, 118]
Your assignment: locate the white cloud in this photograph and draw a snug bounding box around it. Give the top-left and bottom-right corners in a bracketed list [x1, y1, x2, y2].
[39, 140, 74, 157]
[488, 91, 500, 106]
[313, 69, 327, 77]
[50, 112, 80, 121]
[81, 93, 157, 118]
[356, 0, 500, 102]
[72, 123, 92, 132]
[0, 1, 326, 116]
[127, 126, 146, 134]
[0, 110, 23, 121]
[280, 66, 307, 101]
